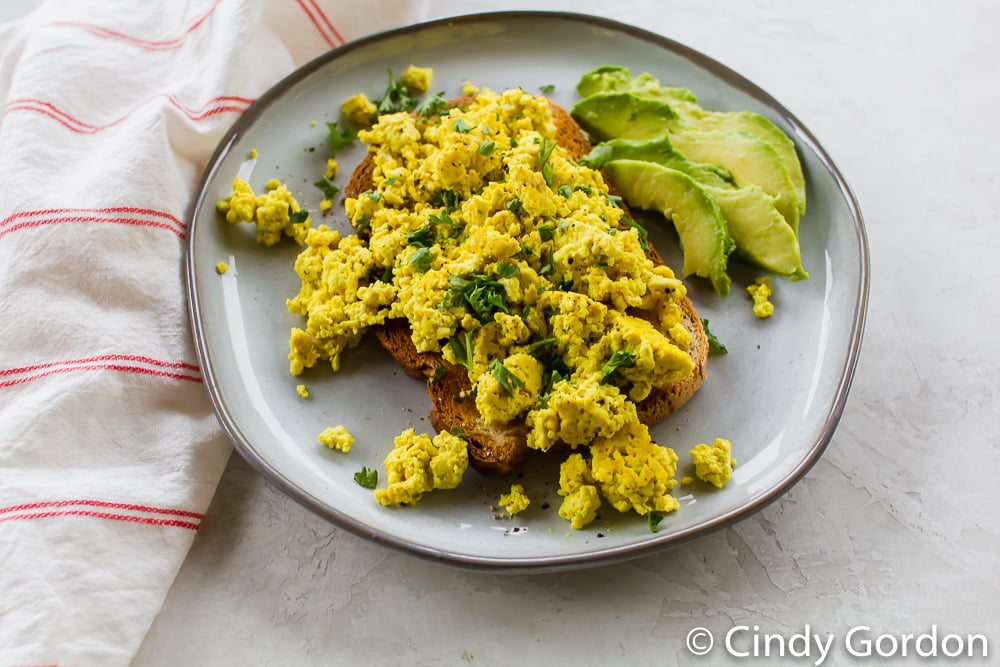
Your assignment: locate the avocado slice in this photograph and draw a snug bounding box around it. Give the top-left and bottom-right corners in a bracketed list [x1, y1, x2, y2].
[690, 110, 806, 216]
[580, 136, 734, 189]
[586, 137, 806, 278]
[605, 159, 734, 297]
[571, 92, 681, 142]
[706, 186, 808, 279]
[575, 66, 806, 220]
[669, 129, 801, 234]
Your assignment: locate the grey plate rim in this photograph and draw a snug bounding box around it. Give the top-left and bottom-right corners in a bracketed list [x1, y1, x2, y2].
[185, 10, 870, 572]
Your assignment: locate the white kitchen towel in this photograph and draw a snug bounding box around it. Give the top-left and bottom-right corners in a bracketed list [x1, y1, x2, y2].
[0, 1, 428, 664]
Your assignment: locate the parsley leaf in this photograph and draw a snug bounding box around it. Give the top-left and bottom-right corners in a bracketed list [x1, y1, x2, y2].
[375, 68, 417, 115]
[452, 118, 472, 133]
[432, 190, 460, 211]
[429, 365, 446, 385]
[405, 225, 434, 248]
[447, 274, 510, 322]
[416, 91, 449, 117]
[600, 349, 637, 384]
[537, 223, 555, 241]
[647, 511, 664, 533]
[489, 358, 524, 396]
[448, 331, 474, 371]
[326, 122, 355, 156]
[557, 184, 573, 198]
[539, 84, 556, 94]
[623, 217, 649, 251]
[506, 198, 525, 216]
[354, 466, 378, 489]
[287, 206, 309, 223]
[408, 247, 433, 272]
[314, 175, 339, 200]
[702, 318, 729, 354]
[477, 139, 496, 156]
[496, 261, 519, 278]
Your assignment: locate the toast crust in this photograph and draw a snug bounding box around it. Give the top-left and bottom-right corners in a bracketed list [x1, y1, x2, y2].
[345, 97, 707, 474]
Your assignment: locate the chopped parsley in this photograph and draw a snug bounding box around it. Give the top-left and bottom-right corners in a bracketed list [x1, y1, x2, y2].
[623, 217, 649, 251]
[477, 139, 496, 156]
[448, 331, 474, 371]
[506, 198, 525, 216]
[354, 466, 378, 489]
[647, 511, 665, 533]
[600, 349, 637, 384]
[429, 365, 446, 385]
[408, 247, 433, 272]
[432, 189, 460, 211]
[538, 138, 557, 186]
[702, 318, 729, 354]
[325, 122, 355, 156]
[489, 358, 524, 396]
[557, 184, 573, 198]
[539, 84, 556, 94]
[496, 261, 519, 278]
[375, 68, 417, 115]
[416, 91, 449, 117]
[405, 225, 434, 247]
[313, 175, 339, 200]
[287, 206, 309, 223]
[446, 274, 510, 321]
[537, 223, 555, 241]
[452, 118, 472, 133]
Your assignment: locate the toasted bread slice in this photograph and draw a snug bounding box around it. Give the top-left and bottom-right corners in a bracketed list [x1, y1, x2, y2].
[344, 97, 708, 474]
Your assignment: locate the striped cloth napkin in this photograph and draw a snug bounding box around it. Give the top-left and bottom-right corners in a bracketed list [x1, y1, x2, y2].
[0, 1, 428, 664]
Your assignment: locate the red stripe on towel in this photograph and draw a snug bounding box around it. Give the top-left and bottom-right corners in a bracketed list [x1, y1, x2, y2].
[0, 510, 200, 530]
[4, 94, 253, 134]
[52, 0, 224, 51]
[295, 0, 336, 48]
[0, 355, 200, 378]
[1, 207, 184, 229]
[0, 360, 203, 389]
[0, 499, 204, 520]
[305, 0, 345, 45]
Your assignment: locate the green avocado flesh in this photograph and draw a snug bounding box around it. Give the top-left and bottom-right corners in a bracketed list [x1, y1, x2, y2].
[605, 159, 734, 297]
[572, 65, 809, 287]
[585, 137, 806, 279]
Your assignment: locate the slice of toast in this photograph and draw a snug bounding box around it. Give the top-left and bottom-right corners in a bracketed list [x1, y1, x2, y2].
[344, 98, 708, 474]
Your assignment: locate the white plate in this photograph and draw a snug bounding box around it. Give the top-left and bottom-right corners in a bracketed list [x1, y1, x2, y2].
[186, 11, 868, 571]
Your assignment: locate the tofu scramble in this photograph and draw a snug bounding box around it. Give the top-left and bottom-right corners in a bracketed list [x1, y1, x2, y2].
[284, 87, 701, 528]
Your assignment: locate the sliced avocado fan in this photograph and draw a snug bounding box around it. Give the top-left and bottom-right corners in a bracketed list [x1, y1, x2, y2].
[584, 137, 806, 279]
[605, 159, 735, 297]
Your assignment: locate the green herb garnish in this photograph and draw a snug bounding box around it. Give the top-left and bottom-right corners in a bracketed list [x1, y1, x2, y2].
[623, 217, 649, 251]
[477, 139, 496, 156]
[539, 84, 556, 94]
[557, 184, 573, 198]
[647, 511, 664, 533]
[405, 225, 434, 248]
[354, 466, 378, 489]
[538, 223, 555, 241]
[506, 198, 525, 216]
[452, 118, 472, 133]
[408, 247, 433, 272]
[448, 331, 474, 371]
[702, 318, 729, 354]
[429, 365, 446, 385]
[325, 122, 355, 155]
[600, 349, 637, 384]
[375, 69, 417, 115]
[416, 91, 449, 117]
[496, 261, 519, 278]
[489, 358, 524, 396]
[447, 274, 510, 321]
[287, 206, 309, 223]
[314, 175, 339, 200]
[432, 190, 460, 211]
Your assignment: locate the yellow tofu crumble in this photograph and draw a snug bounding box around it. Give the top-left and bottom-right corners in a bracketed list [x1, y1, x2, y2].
[318, 425, 353, 453]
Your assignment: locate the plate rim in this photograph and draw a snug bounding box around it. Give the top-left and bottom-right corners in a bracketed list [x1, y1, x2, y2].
[185, 10, 870, 572]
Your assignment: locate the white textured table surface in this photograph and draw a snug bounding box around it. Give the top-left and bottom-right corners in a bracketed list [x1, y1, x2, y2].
[136, 1, 1000, 665]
